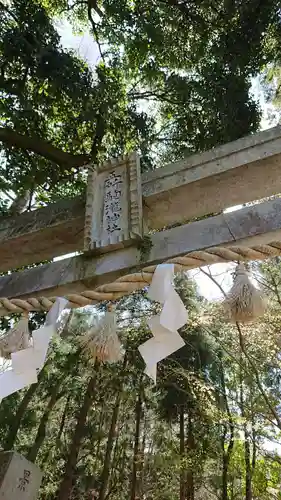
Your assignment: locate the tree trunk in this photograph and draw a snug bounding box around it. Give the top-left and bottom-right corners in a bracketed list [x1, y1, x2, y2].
[250, 386, 257, 474]
[57, 374, 97, 500]
[239, 360, 252, 500]
[179, 406, 186, 500]
[220, 358, 234, 500]
[3, 346, 81, 452]
[130, 390, 142, 500]
[139, 410, 146, 500]
[221, 426, 228, 500]
[244, 425, 253, 500]
[97, 358, 127, 500]
[186, 410, 194, 500]
[27, 382, 62, 462]
[98, 384, 124, 500]
[230, 479, 234, 500]
[40, 395, 70, 467]
[92, 409, 104, 472]
[56, 395, 70, 442]
[3, 361, 50, 450]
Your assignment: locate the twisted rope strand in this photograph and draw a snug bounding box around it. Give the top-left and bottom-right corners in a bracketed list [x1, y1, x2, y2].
[0, 242, 280, 316]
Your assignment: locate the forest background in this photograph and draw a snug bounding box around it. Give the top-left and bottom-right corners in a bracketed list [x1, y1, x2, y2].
[2, 1, 281, 499]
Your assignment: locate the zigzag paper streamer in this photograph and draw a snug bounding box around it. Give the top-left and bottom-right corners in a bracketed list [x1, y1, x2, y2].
[0, 297, 68, 400]
[138, 264, 188, 383]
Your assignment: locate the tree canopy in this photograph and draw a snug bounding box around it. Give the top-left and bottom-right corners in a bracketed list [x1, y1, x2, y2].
[1, 0, 281, 208]
[1, 1, 281, 499]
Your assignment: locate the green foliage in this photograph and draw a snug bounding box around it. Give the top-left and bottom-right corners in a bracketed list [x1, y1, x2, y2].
[2, 0, 280, 207]
[0, 0, 157, 208]
[1, 261, 281, 499]
[1, 1, 281, 499]
[41, 0, 281, 163]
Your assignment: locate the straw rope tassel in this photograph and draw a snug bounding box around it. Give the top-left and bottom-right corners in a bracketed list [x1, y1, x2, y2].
[79, 304, 123, 363]
[0, 311, 30, 358]
[0, 241, 281, 315]
[224, 263, 266, 323]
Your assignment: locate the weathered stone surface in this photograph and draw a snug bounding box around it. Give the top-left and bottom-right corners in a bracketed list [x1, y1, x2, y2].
[1, 125, 281, 271]
[1, 198, 281, 301]
[0, 197, 85, 272]
[84, 153, 142, 252]
[0, 451, 42, 500]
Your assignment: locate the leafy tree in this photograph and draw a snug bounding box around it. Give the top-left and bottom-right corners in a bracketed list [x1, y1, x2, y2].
[0, 0, 156, 213]
[2, 1, 281, 500]
[157, 276, 220, 500]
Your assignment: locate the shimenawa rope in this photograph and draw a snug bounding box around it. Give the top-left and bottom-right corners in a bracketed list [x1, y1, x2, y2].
[1, 241, 280, 316]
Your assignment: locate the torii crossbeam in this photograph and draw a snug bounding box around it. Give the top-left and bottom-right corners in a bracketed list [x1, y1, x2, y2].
[1, 125, 281, 315]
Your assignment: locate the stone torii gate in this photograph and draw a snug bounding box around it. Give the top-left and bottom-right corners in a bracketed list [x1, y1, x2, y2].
[1, 126, 281, 498]
[1, 126, 281, 315]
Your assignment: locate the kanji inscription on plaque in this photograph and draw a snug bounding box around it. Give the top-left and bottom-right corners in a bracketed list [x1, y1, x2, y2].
[84, 152, 143, 251]
[103, 171, 123, 235]
[0, 451, 42, 500]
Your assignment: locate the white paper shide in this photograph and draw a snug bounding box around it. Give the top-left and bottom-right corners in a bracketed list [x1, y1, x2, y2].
[138, 264, 188, 383]
[0, 297, 68, 399]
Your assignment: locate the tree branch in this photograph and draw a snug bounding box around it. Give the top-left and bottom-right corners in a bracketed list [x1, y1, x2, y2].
[90, 104, 106, 162]
[0, 127, 89, 167]
[88, 0, 103, 19]
[157, 0, 207, 29]
[201, 269, 281, 429]
[65, 0, 87, 12]
[200, 266, 227, 297]
[237, 322, 281, 430]
[88, 4, 105, 61]
[129, 90, 182, 106]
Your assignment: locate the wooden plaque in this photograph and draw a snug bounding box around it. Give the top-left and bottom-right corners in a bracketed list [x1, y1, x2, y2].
[84, 152, 143, 252]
